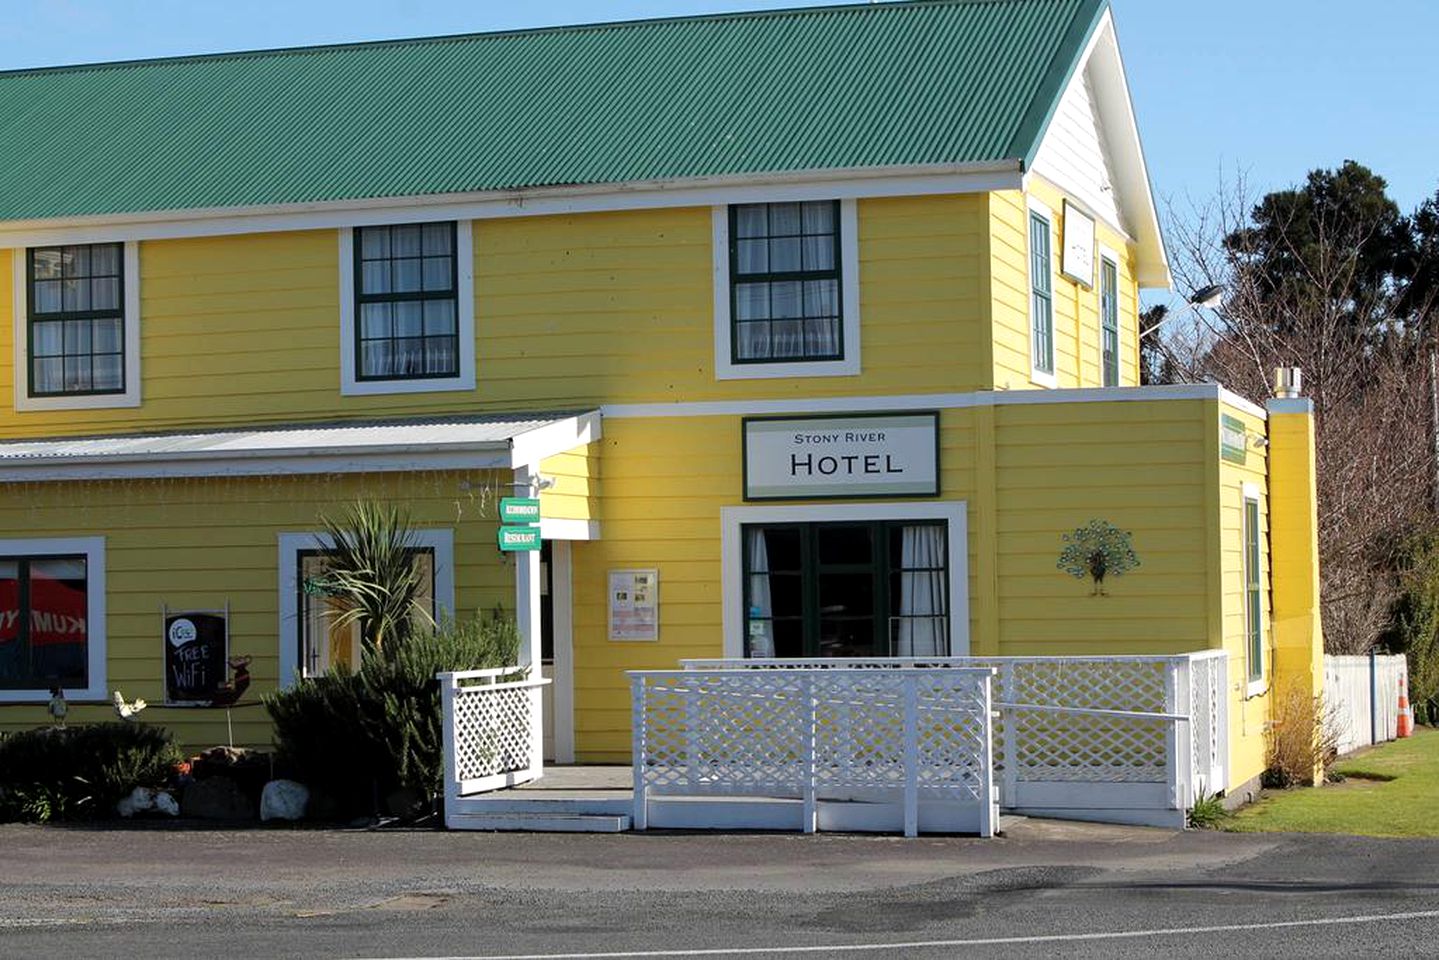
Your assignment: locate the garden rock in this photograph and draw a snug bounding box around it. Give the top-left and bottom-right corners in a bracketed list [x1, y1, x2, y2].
[260, 779, 309, 822]
[116, 787, 180, 818]
[116, 787, 154, 818]
[181, 775, 255, 820]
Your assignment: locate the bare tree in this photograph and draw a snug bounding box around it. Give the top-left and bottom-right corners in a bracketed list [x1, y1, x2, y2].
[1156, 168, 1438, 653]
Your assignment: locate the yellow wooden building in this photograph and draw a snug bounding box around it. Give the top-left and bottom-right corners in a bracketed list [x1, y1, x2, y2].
[0, 0, 1321, 813]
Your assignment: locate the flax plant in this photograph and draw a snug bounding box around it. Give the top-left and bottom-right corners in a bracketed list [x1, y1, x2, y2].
[312, 500, 434, 655]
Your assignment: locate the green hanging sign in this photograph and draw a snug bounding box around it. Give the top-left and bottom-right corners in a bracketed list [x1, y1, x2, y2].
[497, 525, 542, 552]
[1221, 414, 1247, 465]
[500, 497, 542, 525]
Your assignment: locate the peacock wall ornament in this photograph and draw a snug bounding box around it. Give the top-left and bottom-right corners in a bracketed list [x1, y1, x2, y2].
[1057, 519, 1139, 595]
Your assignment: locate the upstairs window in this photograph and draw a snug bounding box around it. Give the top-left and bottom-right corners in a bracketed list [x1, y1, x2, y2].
[730, 201, 843, 364]
[27, 244, 125, 397]
[1100, 256, 1120, 387]
[1028, 210, 1055, 383]
[354, 222, 459, 381]
[1243, 490, 1265, 690]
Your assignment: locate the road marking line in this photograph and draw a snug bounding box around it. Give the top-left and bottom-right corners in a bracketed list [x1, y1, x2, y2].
[354, 908, 1439, 960]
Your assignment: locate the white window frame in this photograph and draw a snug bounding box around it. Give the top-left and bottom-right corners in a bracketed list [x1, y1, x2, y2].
[1097, 244, 1122, 388]
[1026, 197, 1057, 388]
[276, 528, 456, 687]
[712, 199, 861, 381]
[719, 500, 969, 659]
[12, 243, 141, 411]
[0, 536, 107, 703]
[338, 220, 476, 396]
[1241, 482, 1267, 698]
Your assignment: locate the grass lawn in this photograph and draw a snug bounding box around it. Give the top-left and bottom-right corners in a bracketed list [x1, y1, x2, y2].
[1226, 726, 1439, 837]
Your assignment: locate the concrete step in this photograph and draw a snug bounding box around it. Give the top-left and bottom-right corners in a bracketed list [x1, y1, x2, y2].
[453, 795, 633, 817]
[447, 811, 632, 833]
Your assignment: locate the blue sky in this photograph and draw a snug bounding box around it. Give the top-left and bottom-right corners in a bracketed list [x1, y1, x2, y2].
[2, 0, 1435, 220]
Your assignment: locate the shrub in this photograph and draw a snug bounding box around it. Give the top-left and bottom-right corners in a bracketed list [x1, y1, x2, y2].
[0, 723, 182, 822]
[1262, 683, 1340, 788]
[264, 613, 518, 816]
[1188, 791, 1230, 829]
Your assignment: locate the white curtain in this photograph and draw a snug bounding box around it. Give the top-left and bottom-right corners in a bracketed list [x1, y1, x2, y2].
[745, 529, 774, 659]
[896, 525, 946, 657]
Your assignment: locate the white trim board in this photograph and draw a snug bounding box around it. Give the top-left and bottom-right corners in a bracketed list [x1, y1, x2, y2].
[12, 243, 142, 412]
[276, 528, 455, 688]
[338, 221, 477, 396]
[0, 164, 1025, 249]
[0, 536, 107, 703]
[550, 539, 576, 764]
[711, 199, 861, 381]
[602, 383, 1268, 421]
[719, 501, 970, 660]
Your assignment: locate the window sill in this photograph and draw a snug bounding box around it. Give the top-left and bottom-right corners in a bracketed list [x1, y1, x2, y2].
[1029, 369, 1058, 389]
[1245, 678, 1268, 700]
[715, 357, 861, 381]
[15, 390, 141, 412]
[340, 374, 476, 397]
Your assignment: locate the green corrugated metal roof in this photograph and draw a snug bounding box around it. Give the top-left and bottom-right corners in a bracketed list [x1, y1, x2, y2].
[0, 0, 1106, 222]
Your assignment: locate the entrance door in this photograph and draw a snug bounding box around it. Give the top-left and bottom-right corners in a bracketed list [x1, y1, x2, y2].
[742, 520, 949, 659]
[539, 540, 555, 761]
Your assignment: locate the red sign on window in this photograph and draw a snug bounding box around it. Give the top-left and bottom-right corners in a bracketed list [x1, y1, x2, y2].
[0, 575, 87, 647]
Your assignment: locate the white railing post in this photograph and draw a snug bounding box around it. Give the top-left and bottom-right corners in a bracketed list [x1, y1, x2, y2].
[527, 675, 545, 782]
[1164, 661, 1191, 812]
[631, 674, 648, 831]
[1000, 664, 1017, 809]
[802, 673, 817, 834]
[902, 673, 919, 838]
[439, 671, 458, 827]
[684, 676, 700, 791]
[979, 670, 996, 839]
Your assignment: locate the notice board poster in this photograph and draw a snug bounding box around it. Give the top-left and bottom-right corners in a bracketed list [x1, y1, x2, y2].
[608, 569, 658, 642]
[165, 612, 228, 703]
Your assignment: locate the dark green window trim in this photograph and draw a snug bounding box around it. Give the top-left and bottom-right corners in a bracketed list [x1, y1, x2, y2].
[1100, 256, 1119, 387]
[353, 221, 460, 382]
[741, 520, 948, 658]
[1244, 496, 1263, 683]
[26, 243, 126, 398]
[729, 200, 843, 365]
[0, 554, 89, 691]
[1029, 212, 1053, 376]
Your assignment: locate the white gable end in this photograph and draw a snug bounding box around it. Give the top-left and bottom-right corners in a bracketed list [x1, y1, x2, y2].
[1030, 65, 1125, 234]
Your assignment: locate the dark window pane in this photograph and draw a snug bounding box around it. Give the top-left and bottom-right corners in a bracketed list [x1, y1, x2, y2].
[735, 321, 771, 359]
[736, 239, 768, 274]
[61, 279, 90, 313]
[769, 236, 801, 272]
[91, 277, 120, 311]
[817, 525, 872, 565]
[423, 299, 456, 336]
[31, 321, 62, 357]
[392, 225, 422, 258]
[361, 261, 390, 295]
[33, 280, 62, 313]
[392, 258, 422, 293]
[394, 301, 423, 338]
[734, 205, 767, 239]
[761, 528, 802, 571]
[770, 203, 802, 235]
[61, 245, 89, 279]
[31, 249, 62, 280]
[90, 244, 120, 277]
[360, 302, 392, 340]
[32, 357, 63, 392]
[360, 227, 390, 260]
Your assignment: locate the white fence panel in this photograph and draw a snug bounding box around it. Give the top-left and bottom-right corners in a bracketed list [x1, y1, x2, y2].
[630, 667, 997, 837]
[439, 668, 550, 815]
[1324, 654, 1407, 756]
[681, 652, 1226, 825]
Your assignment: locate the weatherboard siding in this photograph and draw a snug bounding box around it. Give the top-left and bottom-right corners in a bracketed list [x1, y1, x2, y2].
[1216, 400, 1271, 788]
[989, 183, 1138, 392]
[0, 470, 511, 750]
[0, 195, 995, 437]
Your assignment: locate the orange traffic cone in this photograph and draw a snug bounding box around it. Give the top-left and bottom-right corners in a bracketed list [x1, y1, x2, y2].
[1398, 674, 1415, 738]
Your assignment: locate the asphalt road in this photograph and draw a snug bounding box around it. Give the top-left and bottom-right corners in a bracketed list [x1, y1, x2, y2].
[2, 818, 1437, 959]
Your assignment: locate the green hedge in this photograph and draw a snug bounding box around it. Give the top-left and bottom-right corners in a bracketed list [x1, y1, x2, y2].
[0, 722, 181, 822]
[264, 614, 518, 817]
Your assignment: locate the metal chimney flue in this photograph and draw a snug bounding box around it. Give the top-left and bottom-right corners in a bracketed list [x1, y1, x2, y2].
[1274, 367, 1302, 399]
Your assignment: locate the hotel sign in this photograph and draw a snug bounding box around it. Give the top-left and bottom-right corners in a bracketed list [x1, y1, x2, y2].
[743, 413, 940, 500]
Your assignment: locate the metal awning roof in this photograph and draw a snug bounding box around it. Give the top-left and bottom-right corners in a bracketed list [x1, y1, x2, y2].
[0, 410, 600, 482]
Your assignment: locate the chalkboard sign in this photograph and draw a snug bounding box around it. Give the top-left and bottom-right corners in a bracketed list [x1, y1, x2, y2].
[165, 612, 227, 703]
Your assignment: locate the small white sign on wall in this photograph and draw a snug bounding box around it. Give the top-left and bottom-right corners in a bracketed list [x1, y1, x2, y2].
[609, 569, 659, 642]
[743, 412, 940, 500]
[1061, 200, 1096, 287]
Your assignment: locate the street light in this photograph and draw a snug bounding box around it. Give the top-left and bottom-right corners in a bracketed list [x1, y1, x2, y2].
[1139, 283, 1225, 338]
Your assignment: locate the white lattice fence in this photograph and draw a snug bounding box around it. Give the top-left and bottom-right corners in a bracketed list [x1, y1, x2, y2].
[631, 667, 996, 836]
[681, 652, 1228, 820]
[439, 668, 549, 800]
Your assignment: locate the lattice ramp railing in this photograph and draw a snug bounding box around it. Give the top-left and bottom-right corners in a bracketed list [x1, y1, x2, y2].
[631, 668, 995, 808]
[679, 653, 1230, 797]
